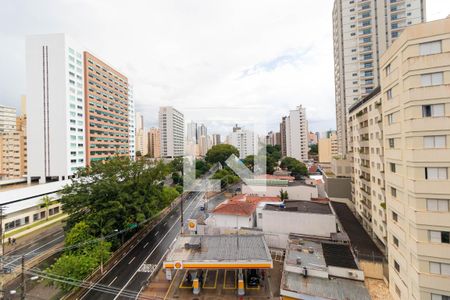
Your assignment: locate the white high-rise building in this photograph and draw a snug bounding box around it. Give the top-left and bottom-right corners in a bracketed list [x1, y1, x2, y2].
[186, 121, 198, 145]
[159, 107, 184, 158]
[333, 0, 426, 155]
[227, 126, 255, 159]
[284, 105, 308, 162]
[212, 134, 221, 146]
[128, 84, 136, 161]
[26, 34, 86, 182]
[0, 105, 16, 132]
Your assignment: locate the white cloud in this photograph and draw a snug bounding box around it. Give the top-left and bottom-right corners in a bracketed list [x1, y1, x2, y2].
[0, 0, 448, 136]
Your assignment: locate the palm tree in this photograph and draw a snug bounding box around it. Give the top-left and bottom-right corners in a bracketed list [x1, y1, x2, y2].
[41, 195, 53, 221]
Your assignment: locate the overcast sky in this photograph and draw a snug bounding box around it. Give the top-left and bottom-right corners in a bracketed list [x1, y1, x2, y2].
[1, 0, 449, 136]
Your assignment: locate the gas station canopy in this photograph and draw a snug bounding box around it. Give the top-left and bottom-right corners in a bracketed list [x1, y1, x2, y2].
[163, 234, 273, 270]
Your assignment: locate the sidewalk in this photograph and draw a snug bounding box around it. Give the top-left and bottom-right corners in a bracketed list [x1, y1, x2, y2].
[4, 216, 65, 255]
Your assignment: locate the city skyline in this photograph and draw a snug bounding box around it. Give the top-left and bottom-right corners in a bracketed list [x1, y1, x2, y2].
[1, 1, 447, 137]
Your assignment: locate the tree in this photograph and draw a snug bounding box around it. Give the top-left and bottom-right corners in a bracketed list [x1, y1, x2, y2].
[280, 157, 308, 179]
[205, 144, 239, 166]
[45, 221, 112, 292]
[242, 155, 255, 171]
[279, 189, 289, 201]
[309, 144, 318, 155]
[212, 168, 240, 188]
[195, 159, 210, 177]
[168, 157, 184, 174]
[41, 195, 53, 221]
[60, 157, 172, 238]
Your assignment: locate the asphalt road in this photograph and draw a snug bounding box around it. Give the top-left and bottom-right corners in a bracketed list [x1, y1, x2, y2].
[81, 191, 204, 300]
[2, 229, 64, 271]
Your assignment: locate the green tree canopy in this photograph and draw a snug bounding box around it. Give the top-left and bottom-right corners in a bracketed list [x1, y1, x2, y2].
[205, 144, 239, 166]
[280, 157, 308, 179]
[60, 157, 176, 238]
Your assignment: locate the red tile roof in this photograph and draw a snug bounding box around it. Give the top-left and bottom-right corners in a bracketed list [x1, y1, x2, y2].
[212, 194, 282, 216]
[213, 201, 257, 216]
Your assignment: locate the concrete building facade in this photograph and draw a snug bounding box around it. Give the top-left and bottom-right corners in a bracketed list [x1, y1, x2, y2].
[285, 105, 309, 161]
[147, 128, 161, 158]
[381, 17, 450, 300]
[26, 34, 86, 182]
[333, 0, 426, 155]
[0, 105, 16, 132]
[348, 87, 387, 248]
[227, 127, 255, 159]
[159, 107, 184, 158]
[84, 52, 129, 163]
[318, 132, 338, 163]
[0, 116, 27, 179]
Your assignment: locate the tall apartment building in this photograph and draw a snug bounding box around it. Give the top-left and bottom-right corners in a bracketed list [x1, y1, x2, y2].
[135, 112, 148, 156]
[280, 116, 288, 157]
[147, 128, 161, 158]
[128, 85, 136, 160]
[159, 107, 184, 158]
[381, 17, 450, 300]
[318, 132, 339, 163]
[0, 105, 16, 132]
[0, 115, 27, 179]
[84, 52, 129, 163]
[227, 126, 255, 159]
[26, 33, 132, 182]
[333, 0, 426, 155]
[212, 134, 221, 146]
[282, 105, 309, 161]
[348, 87, 387, 248]
[26, 34, 86, 182]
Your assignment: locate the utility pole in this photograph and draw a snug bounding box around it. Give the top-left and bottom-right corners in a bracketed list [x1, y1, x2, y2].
[100, 232, 104, 274]
[21, 255, 25, 300]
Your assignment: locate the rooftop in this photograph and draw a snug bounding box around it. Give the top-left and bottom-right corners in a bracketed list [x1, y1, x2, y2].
[331, 202, 384, 259]
[264, 200, 332, 215]
[163, 235, 272, 268]
[281, 271, 370, 300]
[213, 200, 256, 216]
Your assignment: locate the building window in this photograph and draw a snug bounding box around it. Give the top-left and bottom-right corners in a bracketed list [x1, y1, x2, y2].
[424, 136, 446, 149]
[385, 64, 391, 76]
[421, 72, 443, 86]
[390, 163, 396, 173]
[387, 113, 394, 125]
[393, 236, 399, 247]
[432, 293, 450, 300]
[392, 211, 398, 222]
[430, 262, 450, 276]
[422, 104, 445, 117]
[391, 187, 397, 197]
[388, 138, 395, 148]
[430, 231, 450, 244]
[394, 260, 400, 273]
[425, 167, 448, 180]
[420, 41, 442, 56]
[427, 199, 449, 212]
[386, 88, 393, 100]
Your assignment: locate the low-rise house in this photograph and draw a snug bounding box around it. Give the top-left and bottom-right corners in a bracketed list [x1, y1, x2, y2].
[242, 179, 318, 200]
[280, 235, 370, 300]
[258, 200, 337, 248]
[205, 194, 281, 229]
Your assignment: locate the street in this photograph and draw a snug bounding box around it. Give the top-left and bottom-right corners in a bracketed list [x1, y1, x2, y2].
[81, 191, 206, 300]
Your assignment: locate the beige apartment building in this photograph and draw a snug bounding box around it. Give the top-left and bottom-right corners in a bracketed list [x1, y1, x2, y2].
[147, 128, 161, 158]
[0, 115, 27, 179]
[318, 132, 338, 163]
[348, 87, 387, 249]
[381, 17, 450, 300]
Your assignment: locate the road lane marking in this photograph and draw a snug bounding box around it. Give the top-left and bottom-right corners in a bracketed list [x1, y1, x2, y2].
[108, 276, 117, 286]
[163, 270, 178, 300]
[155, 231, 159, 236]
[113, 194, 199, 300]
[80, 194, 193, 300]
[143, 242, 149, 249]
[128, 257, 136, 264]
